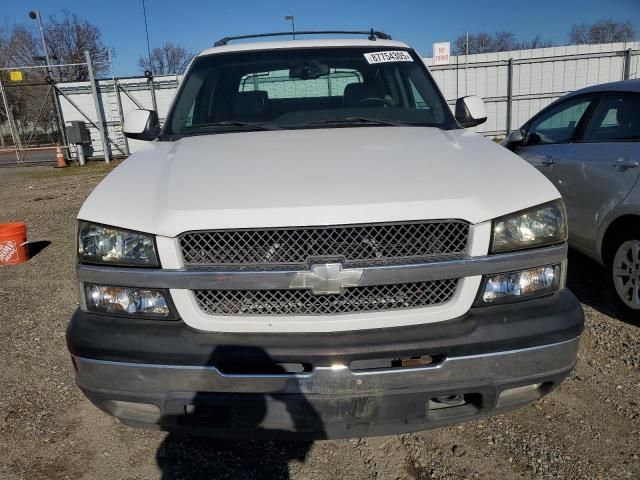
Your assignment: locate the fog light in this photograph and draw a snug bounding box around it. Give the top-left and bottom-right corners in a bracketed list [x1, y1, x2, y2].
[84, 283, 175, 319]
[497, 383, 546, 408]
[478, 264, 561, 305]
[103, 400, 161, 423]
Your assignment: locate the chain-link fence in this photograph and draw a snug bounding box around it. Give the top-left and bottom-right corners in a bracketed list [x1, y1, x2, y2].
[0, 66, 67, 165]
[0, 54, 118, 167]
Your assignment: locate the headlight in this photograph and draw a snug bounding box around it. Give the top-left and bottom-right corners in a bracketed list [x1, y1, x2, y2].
[477, 264, 563, 305]
[491, 200, 567, 253]
[83, 284, 175, 319]
[77, 221, 159, 267]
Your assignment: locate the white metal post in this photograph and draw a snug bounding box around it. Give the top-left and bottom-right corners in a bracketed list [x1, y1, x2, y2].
[0, 77, 21, 163]
[85, 50, 110, 164]
[465, 32, 469, 97]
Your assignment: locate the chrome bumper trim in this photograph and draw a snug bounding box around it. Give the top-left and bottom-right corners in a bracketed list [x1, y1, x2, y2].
[73, 336, 579, 396]
[76, 243, 567, 291]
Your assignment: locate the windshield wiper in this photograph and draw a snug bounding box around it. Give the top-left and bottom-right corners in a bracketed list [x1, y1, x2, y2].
[182, 121, 279, 133]
[285, 117, 419, 128]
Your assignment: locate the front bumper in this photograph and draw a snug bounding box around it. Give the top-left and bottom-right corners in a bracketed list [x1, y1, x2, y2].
[68, 290, 584, 439]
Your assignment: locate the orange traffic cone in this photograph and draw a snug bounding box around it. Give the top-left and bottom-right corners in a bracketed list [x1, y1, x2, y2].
[54, 145, 67, 168]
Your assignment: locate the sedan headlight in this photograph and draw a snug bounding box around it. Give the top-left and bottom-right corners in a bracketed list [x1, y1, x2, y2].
[491, 200, 567, 253]
[77, 221, 159, 267]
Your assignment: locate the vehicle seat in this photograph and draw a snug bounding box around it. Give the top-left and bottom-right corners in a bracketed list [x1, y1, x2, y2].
[344, 83, 379, 107]
[616, 98, 640, 137]
[232, 91, 269, 120]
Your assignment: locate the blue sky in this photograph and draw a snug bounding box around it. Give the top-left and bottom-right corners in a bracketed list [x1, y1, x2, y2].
[3, 0, 639, 76]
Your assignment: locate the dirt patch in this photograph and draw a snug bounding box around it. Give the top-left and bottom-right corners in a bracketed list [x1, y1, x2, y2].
[0, 162, 638, 479]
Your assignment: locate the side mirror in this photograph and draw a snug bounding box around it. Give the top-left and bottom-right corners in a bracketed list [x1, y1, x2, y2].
[455, 95, 487, 128]
[123, 109, 160, 141]
[506, 130, 523, 143]
[503, 130, 524, 150]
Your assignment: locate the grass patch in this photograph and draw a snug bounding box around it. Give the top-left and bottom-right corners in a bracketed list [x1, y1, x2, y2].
[18, 159, 122, 180]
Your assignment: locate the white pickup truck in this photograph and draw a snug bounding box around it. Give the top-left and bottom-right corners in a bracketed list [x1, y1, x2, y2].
[67, 31, 584, 439]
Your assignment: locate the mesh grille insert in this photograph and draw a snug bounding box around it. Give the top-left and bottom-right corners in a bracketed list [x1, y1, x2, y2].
[193, 279, 458, 316]
[179, 221, 470, 267]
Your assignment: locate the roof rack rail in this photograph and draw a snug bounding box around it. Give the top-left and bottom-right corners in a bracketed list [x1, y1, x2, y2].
[214, 29, 392, 47]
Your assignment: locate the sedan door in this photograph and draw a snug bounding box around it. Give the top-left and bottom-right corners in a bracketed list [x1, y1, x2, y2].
[553, 92, 640, 249]
[515, 94, 596, 184]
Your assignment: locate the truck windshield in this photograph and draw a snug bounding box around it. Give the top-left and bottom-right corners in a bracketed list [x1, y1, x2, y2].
[164, 46, 455, 136]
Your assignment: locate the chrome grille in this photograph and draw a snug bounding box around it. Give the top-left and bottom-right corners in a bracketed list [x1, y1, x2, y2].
[193, 279, 458, 316]
[179, 221, 470, 267]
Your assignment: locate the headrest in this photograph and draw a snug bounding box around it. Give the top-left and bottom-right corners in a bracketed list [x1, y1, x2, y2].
[616, 99, 636, 127]
[232, 90, 269, 117]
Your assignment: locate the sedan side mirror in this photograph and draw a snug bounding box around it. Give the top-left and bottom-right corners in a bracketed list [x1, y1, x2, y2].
[503, 130, 524, 150]
[455, 95, 487, 128]
[506, 130, 523, 143]
[123, 109, 160, 141]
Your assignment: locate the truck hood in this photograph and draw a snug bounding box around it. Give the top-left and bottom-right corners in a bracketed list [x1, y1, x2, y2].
[79, 127, 560, 237]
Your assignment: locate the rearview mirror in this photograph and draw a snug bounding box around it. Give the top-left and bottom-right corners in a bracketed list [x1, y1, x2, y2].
[123, 109, 160, 141]
[289, 60, 329, 80]
[455, 95, 487, 128]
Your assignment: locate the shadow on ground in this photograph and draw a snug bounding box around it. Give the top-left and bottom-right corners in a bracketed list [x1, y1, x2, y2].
[28, 240, 51, 259]
[156, 436, 311, 480]
[155, 346, 319, 479]
[567, 249, 638, 327]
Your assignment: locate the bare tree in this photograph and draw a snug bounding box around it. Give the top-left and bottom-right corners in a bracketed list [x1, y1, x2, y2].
[44, 12, 111, 81]
[520, 35, 554, 50]
[0, 23, 39, 68]
[138, 42, 194, 75]
[492, 31, 518, 52]
[474, 33, 494, 53]
[569, 19, 635, 44]
[453, 32, 553, 55]
[0, 13, 110, 81]
[454, 33, 494, 55]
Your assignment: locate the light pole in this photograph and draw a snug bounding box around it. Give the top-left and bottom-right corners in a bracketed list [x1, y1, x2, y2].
[284, 15, 295, 39]
[29, 9, 68, 161]
[29, 10, 53, 78]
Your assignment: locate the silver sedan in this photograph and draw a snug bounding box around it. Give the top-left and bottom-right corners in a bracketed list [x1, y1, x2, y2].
[504, 79, 640, 317]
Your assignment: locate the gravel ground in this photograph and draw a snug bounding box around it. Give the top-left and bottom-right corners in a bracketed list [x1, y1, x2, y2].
[0, 162, 638, 480]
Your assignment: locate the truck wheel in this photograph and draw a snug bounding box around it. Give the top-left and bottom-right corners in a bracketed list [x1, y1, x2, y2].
[610, 237, 640, 318]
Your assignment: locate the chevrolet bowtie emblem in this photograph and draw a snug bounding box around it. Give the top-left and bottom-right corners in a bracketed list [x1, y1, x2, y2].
[290, 263, 364, 295]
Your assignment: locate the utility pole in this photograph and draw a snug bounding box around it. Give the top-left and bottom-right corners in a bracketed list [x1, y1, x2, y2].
[285, 15, 295, 39]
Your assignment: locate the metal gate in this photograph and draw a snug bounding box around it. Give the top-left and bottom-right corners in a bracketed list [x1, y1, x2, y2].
[0, 67, 67, 166]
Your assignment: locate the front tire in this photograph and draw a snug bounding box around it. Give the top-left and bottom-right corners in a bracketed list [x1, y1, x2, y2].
[610, 237, 640, 317]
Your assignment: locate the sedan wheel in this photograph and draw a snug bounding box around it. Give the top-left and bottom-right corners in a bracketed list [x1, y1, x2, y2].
[612, 239, 640, 310]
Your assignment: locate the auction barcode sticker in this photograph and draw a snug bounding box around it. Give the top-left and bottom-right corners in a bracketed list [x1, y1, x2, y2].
[363, 51, 413, 64]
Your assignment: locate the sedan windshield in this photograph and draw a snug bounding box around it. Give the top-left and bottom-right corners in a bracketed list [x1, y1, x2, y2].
[164, 46, 455, 137]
